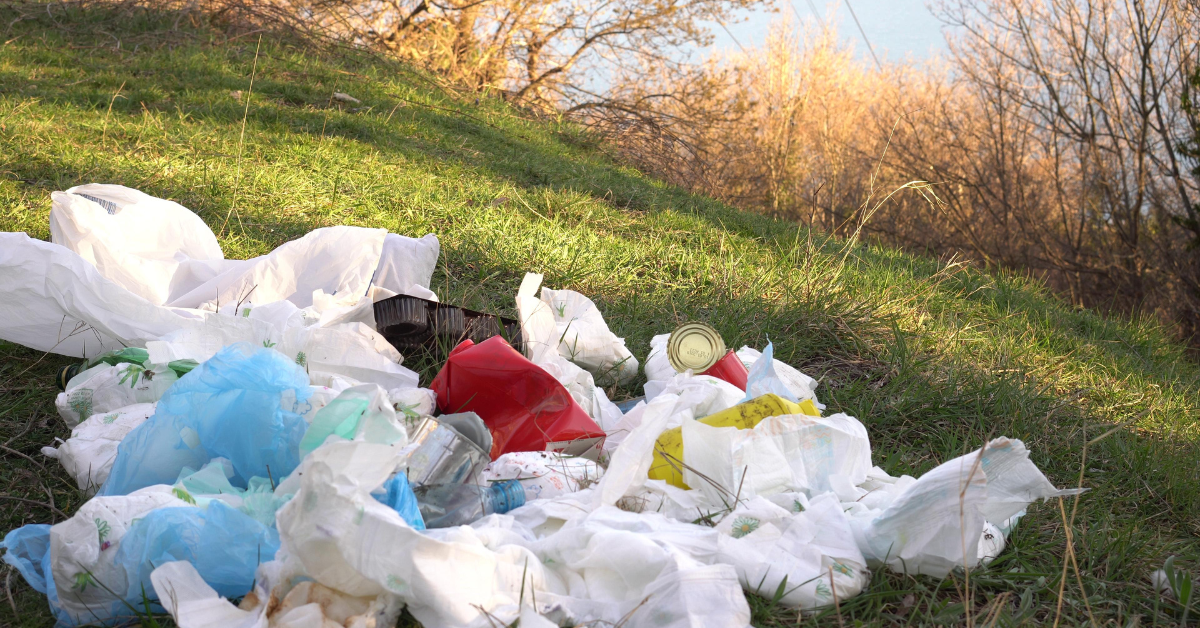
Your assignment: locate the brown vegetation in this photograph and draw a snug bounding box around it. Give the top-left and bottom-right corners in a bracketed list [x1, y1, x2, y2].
[594, 0, 1200, 345]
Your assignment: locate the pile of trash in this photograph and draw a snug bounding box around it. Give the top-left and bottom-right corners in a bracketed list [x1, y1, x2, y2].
[0, 185, 1078, 627]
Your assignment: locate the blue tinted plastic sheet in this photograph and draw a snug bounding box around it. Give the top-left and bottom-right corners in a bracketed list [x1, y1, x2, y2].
[101, 343, 311, 496]
[372, 475, 426, 530]
[741, 341, 800, 404]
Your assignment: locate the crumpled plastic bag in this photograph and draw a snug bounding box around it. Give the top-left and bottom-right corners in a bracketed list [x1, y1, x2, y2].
[846, 437, 1080, 577]
[520, 274, 639, 385]
[36, 485, 188, 624]
[372, 474, 426, 530]
[14, 484, 277, 626]
[2, 185, 440, 360]
[516, 273, 625, 427]
[714, 493, 869, 607]
[275, 440, 550, 624]
[740, 341, 798, 403]
[151, 560, 403, 628]
[646, 334, 824, 409]
[150, 297, 420, 391]
[55, 361, 176, 427]
[371, 233, 441, 301]
[100, 343, 311, 496]
[273, 440, 751, 628]
[300, 384, 409, 456]
[682, 411, 873, 502]
[42, 402, 157, 494]
[172, 460, 292, 529]
[430, 336, 607, 460]
[49, 184, 225, 306]
[643, 370, 745, 414]
[483, 452, 605, 500]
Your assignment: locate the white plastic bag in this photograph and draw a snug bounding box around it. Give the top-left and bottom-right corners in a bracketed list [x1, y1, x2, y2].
[516, 273, 623, 425]
[518, 273, 638, 385]
[0, 232, 199, 357]
[298, 384, 409, 456]
[643, 370, 744, 415]
[50, 486, 191, 624]
[681, 412, 873, 502]
[42, 403, 157, 494]
[644, 333, 676, 384]
[849, 438, 1080, 577]
[715, 493, 869, 608]
[55, 362, 176, 427]
[50, 184, 224, 306]
[371, 233, 441, 299]
[3, 185, 441, 361]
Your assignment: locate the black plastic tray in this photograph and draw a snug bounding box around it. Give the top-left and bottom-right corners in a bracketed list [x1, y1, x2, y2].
[374, 295, 524, 354]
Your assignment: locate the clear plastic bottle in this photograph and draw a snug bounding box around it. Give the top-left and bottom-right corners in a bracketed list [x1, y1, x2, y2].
[413, 480, 526, 528]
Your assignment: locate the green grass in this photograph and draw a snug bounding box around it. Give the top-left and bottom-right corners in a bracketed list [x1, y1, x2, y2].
[1, 3, 1198, 626]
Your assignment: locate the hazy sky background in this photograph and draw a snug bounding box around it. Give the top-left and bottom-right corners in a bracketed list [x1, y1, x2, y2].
[701, 0, 951, 64]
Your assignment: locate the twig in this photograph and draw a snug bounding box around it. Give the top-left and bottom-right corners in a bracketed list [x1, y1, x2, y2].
[4, 568, 16, 620]
[0, 494, 67, 519]
[0, 443, 44, 469]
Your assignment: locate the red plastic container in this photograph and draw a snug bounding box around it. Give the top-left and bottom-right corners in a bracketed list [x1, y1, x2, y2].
[430, 336, 606, 460]
[699, 350, 750, 390]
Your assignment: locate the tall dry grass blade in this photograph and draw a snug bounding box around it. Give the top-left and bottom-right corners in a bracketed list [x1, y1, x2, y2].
[220, 33, 261, 237]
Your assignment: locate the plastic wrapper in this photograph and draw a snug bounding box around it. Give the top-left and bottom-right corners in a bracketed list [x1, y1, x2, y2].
[483, 451, 605, 500]
[42, 402, 157, 494]
[430, 336, 606, 460]
[100, 343, 311, 496]
[736, 345, 822, 408]
[372, 474, 426, 530]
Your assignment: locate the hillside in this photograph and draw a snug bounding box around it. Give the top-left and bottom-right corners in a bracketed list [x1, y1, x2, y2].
[1, 3, 1197, 626]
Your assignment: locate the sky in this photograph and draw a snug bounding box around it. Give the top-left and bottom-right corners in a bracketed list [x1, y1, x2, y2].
[702, 0, 951, 65]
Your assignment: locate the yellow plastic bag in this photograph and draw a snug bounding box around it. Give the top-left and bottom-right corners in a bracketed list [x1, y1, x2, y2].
[648, 394, 821, 488]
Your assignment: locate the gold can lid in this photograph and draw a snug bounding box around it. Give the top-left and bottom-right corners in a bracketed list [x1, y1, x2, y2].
[667, 322, 726, 373]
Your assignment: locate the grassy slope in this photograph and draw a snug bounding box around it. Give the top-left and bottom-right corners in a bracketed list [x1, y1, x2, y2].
[0, 4, 1197, 626]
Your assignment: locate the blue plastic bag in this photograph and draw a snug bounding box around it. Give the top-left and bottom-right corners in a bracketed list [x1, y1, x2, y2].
[2, 525, 68, 625]
[116, 501, 279, 605]
[742, 341, 800, 404]
[101, 343, 311, 496]
[372, 474, 426, 530]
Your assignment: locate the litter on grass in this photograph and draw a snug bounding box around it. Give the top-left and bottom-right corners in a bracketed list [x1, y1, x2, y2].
[0, 185, 1082, 627]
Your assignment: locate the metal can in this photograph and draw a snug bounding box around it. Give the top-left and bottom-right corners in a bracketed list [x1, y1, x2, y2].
[406, 414, 491, 487]
[666, 322, 726, 373]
